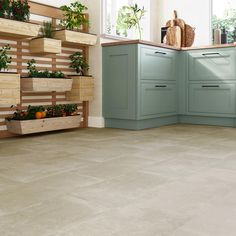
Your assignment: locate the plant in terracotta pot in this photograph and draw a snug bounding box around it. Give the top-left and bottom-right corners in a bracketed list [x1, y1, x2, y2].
[66, 51, 94, 102]
[0, 44, 20, 106]
[53, 2, 97, 46]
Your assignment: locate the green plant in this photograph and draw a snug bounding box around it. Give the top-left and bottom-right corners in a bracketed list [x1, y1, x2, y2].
[11, 0, 30, 21]
[60, 2, 89, 31]
[116, 3, 145, 39]
[42, 21, 53, 38]
[0, 0, 11, 18]
[0, 44, 12, 72]
[69, 52, 89, 75]
[27, 59, 65, 78]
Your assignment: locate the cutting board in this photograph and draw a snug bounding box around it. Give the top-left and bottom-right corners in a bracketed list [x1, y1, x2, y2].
[166, 10, 185, 46]
[166, 20, 181, 48]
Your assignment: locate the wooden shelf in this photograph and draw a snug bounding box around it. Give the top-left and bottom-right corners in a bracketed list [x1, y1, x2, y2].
[0, 18, 40, 39]
[53, 30, 97, 46]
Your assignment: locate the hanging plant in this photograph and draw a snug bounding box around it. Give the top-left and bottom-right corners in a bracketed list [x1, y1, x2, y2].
[0, 44, 12, 72]
[69, 52, 89, 75]
[60, 2, 89, 31]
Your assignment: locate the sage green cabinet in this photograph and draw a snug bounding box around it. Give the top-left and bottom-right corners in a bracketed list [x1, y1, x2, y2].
[188, 48, 236, 81]
[140, 46, 177, 81]
[140, 82, 177, 117]
[188, 83, 236, 115]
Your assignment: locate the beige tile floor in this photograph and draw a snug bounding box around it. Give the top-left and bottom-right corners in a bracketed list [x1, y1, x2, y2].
[0, 124, 236, 235]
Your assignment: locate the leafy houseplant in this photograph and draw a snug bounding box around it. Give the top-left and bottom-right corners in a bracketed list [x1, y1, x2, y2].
[60, 2, 89, 31]
[0, 44, 12, 72]
[0, 0, 11, 18]
[11, 0, 30, 22]
[27, 59, 65, 78]
[116, 3, 145, 39]
[42, 21, 53, 38]
[69, 52, 89, 75]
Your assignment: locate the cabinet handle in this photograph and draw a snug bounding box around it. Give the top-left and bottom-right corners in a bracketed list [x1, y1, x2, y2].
[155, 85, 167, 88]
[202, 85, 220, 88]
[202, 52, 221, 56]
[155, 51, 167, 55]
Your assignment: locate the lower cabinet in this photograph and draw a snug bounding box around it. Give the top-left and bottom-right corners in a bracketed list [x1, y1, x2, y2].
[188, 83, 236, 115]
[140, 83, 177, 117]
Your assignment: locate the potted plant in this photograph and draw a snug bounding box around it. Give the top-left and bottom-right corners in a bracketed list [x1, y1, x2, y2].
[29, 21, 62, 54]
[66, 52, 94, 102]
[20, 59, 73, 92]
[53, 2, 97, 46]
[0, 44, 20, 106]
[0, 0, 40, 38]
[6, 104, 81, 134]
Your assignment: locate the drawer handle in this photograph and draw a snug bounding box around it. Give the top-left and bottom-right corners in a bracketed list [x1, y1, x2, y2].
[202, 53, 221, 56]
[155, 85, 167, 88]
[202, 85, 220, 88]
[155, 51, 167, 55]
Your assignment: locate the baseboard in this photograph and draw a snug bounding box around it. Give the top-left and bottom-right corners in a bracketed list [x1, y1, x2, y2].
[88, 116, 105, 128]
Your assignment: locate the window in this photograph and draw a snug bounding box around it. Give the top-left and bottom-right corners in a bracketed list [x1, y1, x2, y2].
[103, 0, 150, 40]
[212, 0, 236, 43]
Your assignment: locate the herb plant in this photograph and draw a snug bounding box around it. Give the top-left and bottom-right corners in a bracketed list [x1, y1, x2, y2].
[116, 3, 145, 39]
[0, 44, 12, 72]
[11, 0, 30, 21]
[42, 21, 53, 38]
[27, 59, 65, 78]
[60, 2, 89, 31]
[69, 52, 89, 75]
[0, 0, 11, 18]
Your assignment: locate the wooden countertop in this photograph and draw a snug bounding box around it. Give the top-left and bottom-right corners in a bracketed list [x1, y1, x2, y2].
[101, 40, 236, 51]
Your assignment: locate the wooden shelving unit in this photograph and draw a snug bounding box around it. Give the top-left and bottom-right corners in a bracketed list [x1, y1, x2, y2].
[0, 1, 95, 138]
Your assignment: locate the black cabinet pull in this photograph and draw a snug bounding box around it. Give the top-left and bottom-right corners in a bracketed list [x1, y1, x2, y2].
[202, 52, 221, 56]
[202, 85, 220, 88]
[155, 51, 167, 55]
[155, 85, 167, 88]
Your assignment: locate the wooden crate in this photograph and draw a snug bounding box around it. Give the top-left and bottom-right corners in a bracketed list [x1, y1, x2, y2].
[21, 78, 73, 92]
[66, 76, 94, 102]
[29, 37, 62, 54]
[53, 30, 97, 46]
[6, 115, 81, 135]
[0, 73, 20, 106]
[0, 18, 40, 38]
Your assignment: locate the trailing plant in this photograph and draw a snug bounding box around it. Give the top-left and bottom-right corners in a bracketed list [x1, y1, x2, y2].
[116, 3, 145, 39]
[42, 21, 53, 38]
[8, 104, 78, 120]
[60, 2, 89, 31]
[27, 59, 65, 78]
[69, 52, 89, 75]
[11, 0, 30, 22]
[0, 0, 11, 18]
[0, 44, 12, 72]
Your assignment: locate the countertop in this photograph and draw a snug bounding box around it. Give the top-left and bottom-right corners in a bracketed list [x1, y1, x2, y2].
[101, 40, 236, 51]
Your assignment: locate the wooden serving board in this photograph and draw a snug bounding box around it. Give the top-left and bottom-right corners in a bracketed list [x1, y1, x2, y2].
[166, 21, 181, 48]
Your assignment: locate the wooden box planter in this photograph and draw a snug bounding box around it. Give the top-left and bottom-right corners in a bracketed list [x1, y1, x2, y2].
[21, 78, 73, 92]
[6, 115, 81, 135]
[66, 76, 94, 102]
[29, 38, 62, 54]
[0, 73, 20, 106]
[0, 18, 40, 39]
[53, 30, 97, 46]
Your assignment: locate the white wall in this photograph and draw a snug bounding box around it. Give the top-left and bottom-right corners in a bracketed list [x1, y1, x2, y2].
[156, 0, 212, 45]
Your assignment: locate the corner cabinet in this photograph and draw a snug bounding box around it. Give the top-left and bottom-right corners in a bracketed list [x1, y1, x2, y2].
[103, 44, 178, 130]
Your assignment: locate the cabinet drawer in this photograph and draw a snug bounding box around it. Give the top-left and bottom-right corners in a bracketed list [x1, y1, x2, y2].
[140, 46, 176, 81]
[188, 84, 235, 115]
[188, 49, 236, 81]
[140, 83, 177, 117]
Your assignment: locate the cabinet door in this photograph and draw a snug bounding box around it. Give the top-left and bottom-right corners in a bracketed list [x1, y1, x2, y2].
[188, 84, 235, 115]
[140, 46, 176, 81]
[188, 49, 236, 81]
[140, 83, 177, 118]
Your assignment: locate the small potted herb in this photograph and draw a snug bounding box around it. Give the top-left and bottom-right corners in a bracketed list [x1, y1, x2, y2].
[0, 44, 20, 106]
[53, 2, 97, 46]
[66, 52, 94, 102]
[20, 59, 72, 92]
[6, 104, 81, 135]
[29, 21, 62, 54]
[0, 0, 40, 38]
